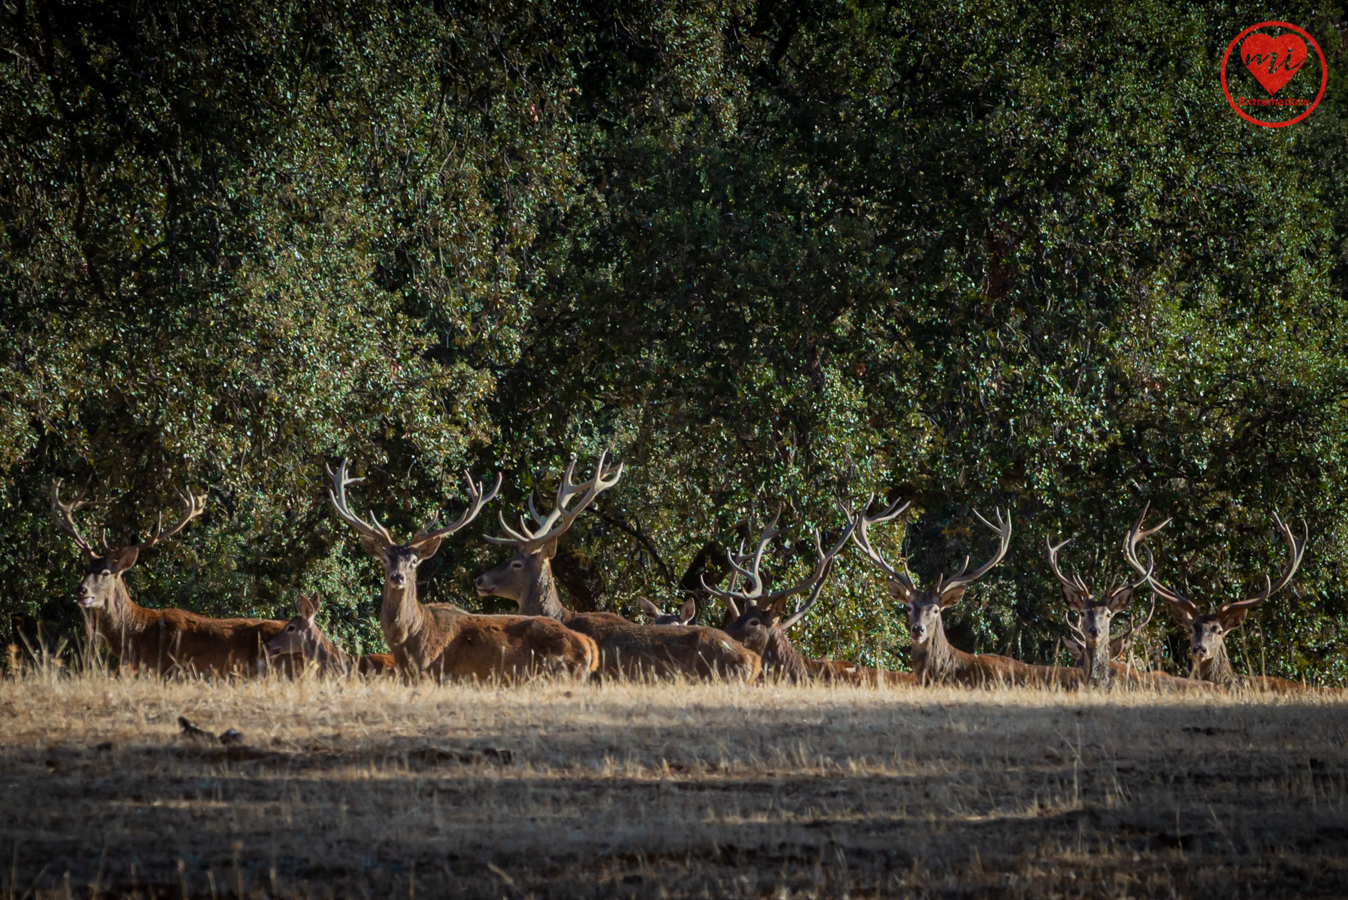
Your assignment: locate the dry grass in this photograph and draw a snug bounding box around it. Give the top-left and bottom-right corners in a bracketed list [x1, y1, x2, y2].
[1, 665, 1346, 899]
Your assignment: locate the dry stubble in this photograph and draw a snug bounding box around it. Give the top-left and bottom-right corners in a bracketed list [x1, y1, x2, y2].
[1, 666, 1346, 898]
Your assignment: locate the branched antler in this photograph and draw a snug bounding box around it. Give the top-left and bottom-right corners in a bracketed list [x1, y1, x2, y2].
[486, 452, 624, 553]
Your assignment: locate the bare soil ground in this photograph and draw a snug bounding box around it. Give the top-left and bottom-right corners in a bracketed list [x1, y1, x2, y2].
[1, 668, 1345, 899]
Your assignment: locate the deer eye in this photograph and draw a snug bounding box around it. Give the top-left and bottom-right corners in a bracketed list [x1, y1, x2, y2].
[286, 625, 296, 632]
[510, 560, 523, 570]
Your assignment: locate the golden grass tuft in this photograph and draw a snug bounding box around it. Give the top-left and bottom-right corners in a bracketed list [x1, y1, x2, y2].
[1, 664, 1346, 898]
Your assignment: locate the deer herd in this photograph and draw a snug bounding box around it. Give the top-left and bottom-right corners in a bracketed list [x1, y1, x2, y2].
[49, 454, 1317, 693]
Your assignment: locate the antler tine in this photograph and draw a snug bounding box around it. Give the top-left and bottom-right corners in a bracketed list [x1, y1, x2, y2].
[1063, 609, 1087, 646]
[1124, 502, 1169, 582]
[850, 497, 914, 587]
[770, 514, 858, 615]
[487, 454, 625, 551]
[780, 555, 837, 631]
[52, 479, 101, 560]
[1124, 505, 1192, 614]
[1045, 535, 1090, 609]
[1222, 511, 1309, 614]
[413, 470, 503, 545]
[937, 507, 1011, 594]
[128, 486, 207, 553]
[1112, 592, 1157, 655]
[325, 459, 395, 547]
[704, 510, 782, 604]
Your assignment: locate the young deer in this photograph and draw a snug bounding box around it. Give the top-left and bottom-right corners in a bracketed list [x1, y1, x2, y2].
[327, 460, 599, 681]
[702, 511, 917, 686]
[637, 597, 698, 626]
[853, 500, 1073, 687]
[1136, 509, 1309, 692]
[474, 454, 761, 681]
[52, 480, 285, 676]
[1045, 514, 1156, 688]
[263, 592, 395, 676]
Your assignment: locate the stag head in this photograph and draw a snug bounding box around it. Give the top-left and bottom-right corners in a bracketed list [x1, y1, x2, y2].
[851, 499, 1012, 647]
[1048, 509, 1157, 658]
[327, 459, 501, 589]
[52, 479, 207, 609]
[475, 454, 624, 608]
[1135, 510, 1307, 666]
[701, 508, 856, 653]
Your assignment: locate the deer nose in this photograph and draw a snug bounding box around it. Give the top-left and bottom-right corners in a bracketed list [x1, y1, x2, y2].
[1087, 627, 1100, 639]
[390, 573, 406, 586]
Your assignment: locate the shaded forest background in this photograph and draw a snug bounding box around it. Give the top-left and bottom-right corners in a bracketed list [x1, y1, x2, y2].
[3, 0, 1347, 681]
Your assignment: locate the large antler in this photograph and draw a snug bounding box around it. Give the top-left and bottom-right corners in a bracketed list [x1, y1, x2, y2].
[701, 509, 856, 625]
[1045, 535, 1092, 609]
[410, 470, 503, 548]
[486, 452, 623, 553]
[850, 497, 916, 589]
[326, 459, 395, 548]
[1124, 505, 1198, 621]
[1217, 512, 1308, 619]
[125, 487, 208, 553]
[51, 479, 100, 560]
[933, 508, 1012, 594]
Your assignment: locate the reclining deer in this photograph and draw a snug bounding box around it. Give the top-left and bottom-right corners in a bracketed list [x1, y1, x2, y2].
[263, 592, 395, 676]
[326, 460, 599, 681]
[1046, 513, 1207, 693]
[474, 454, 761, 681]
[1135, 509, 1309, 692]
[637, 598, 698, 626]
[702, 509, 917, 686]
[52, 480, 285, 676]
[853, 500, 1075, 687]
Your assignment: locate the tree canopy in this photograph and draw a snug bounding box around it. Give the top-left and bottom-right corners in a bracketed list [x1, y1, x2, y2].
[3, 0, 1346, 681]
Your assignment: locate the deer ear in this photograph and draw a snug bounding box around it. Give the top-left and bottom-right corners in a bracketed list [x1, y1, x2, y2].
[680, 598, 698, 623]
[1217, 604, 1251, 630]
[886, 579, 916, 604]
[938, 585, 967, 609]
[539, 537, 560, 561]
[1164, 599, 1195, 627]
[411, 536, 443, 562]
[358, 535, 385, 560]
[111, 546, 140, 573]
[1063, 636, 1083, 662]
[1107, 586, 1136, 613]
[638, 597, 662, 620]
[299, 592, 321, 621]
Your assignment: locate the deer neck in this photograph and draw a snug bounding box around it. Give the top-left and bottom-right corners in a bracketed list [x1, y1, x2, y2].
[517, 560, 571, 621]
[90, 579, 154, 658]
[761, 627, 813, 681]
[1195, 640, 1237, 686]
[1082, 643, 1112, 688]
[912, 621, 961, 681]
[380, 579, 427, 650]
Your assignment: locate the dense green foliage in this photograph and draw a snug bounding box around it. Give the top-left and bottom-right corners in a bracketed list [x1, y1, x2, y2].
[2, 0, 1346, 680]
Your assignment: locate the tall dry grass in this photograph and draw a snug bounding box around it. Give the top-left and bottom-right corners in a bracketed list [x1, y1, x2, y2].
[1, 656, 1345, 898]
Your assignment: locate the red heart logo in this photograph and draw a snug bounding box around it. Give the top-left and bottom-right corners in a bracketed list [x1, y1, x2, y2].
[1242, 32, 1307, 95]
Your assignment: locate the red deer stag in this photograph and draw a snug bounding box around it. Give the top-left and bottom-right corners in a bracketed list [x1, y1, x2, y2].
[702, 510, 916, 686]
[326, 460, 599, 681]
[1134, 509, 1310, 692]
[52, 480, 285, 676]
[853, 500, 1074, 687]
[474, 454, 760, 681]
[637, 597, 698, 626]
[263, 592, 395, 676]
[1045, 517, 1157, 689]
